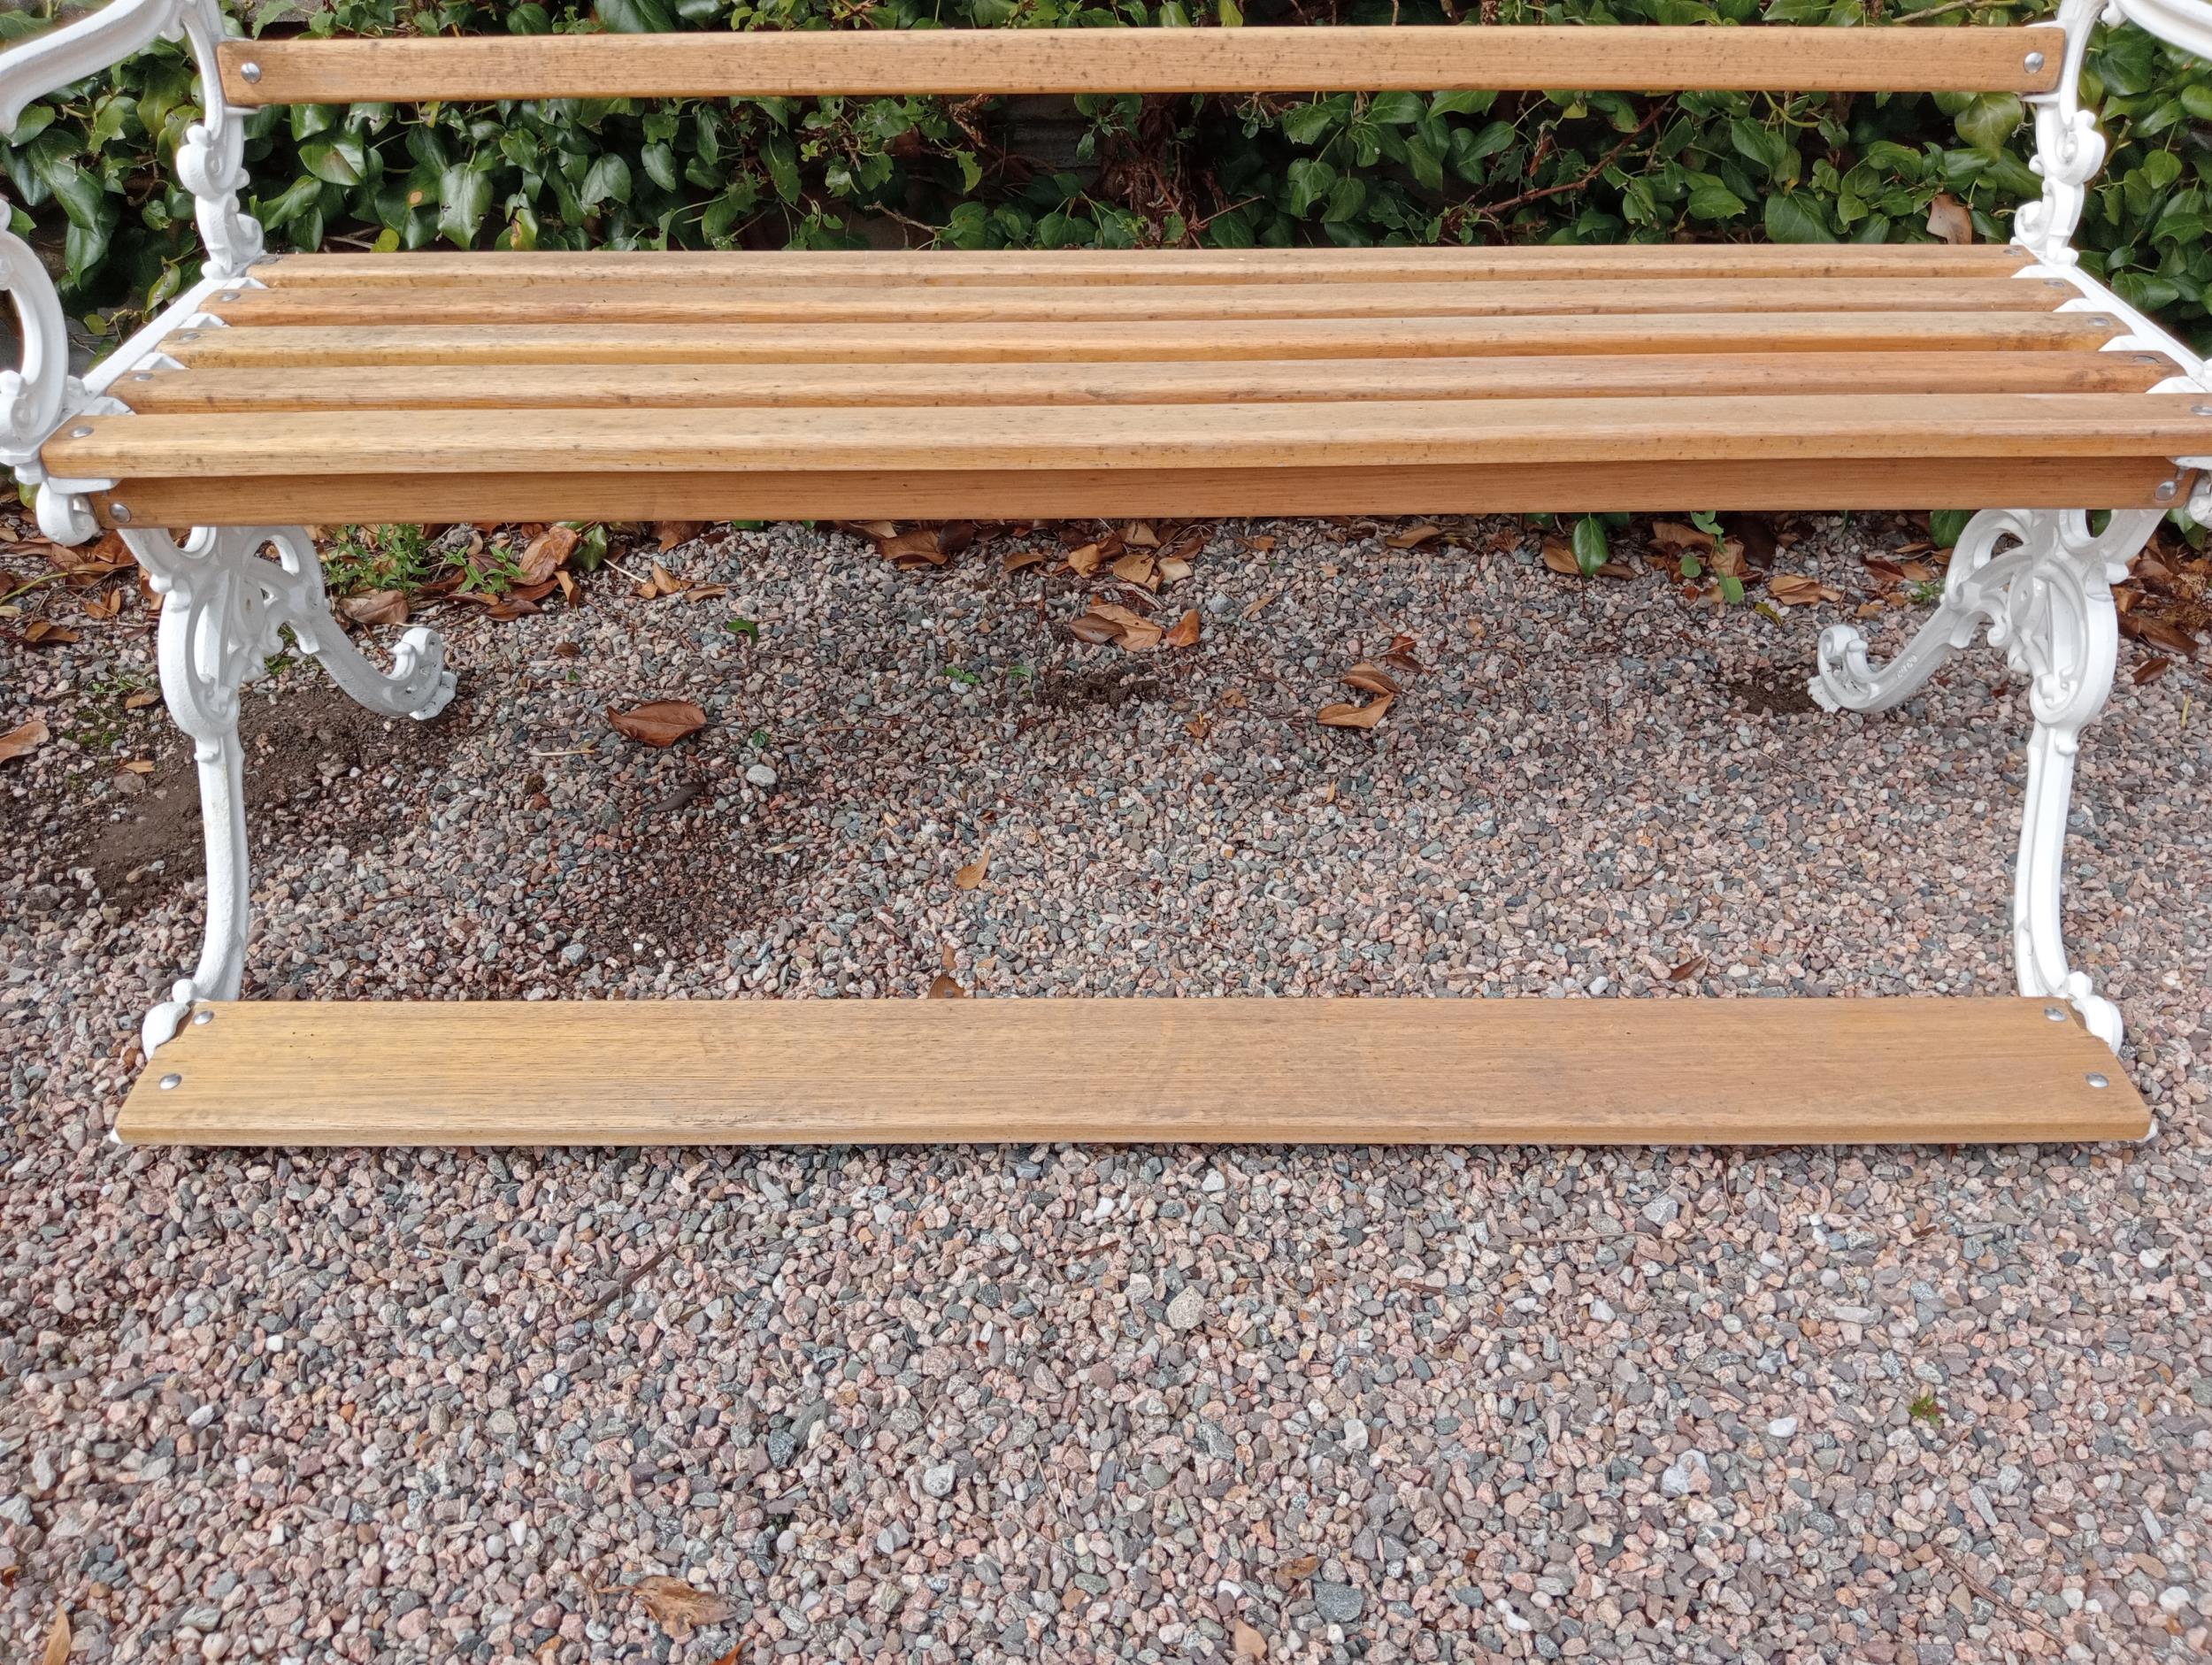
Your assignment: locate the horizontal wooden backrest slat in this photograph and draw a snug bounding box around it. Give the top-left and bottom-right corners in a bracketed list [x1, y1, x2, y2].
[214, 27, 2065, 104]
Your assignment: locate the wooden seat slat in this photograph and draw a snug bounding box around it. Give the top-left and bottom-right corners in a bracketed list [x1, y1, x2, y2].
[115, 996, 2148, 1148]
[49, 394, 2212, 480]
[157, 311, 2119, 371]
[118, 351, 2176, 416]
[213, 28, 2066, 105]
[208, 276, 2070, 328]
[85, 457, 2186, 527]
[252, 243, 2038, 289]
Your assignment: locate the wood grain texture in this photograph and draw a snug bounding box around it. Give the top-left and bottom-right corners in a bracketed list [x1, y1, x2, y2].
[253, 243, 2040, 288]
[48, 394, 2212, 479]
[113, 352, 2176, 415]
[152, 312, 2121, 370]
[116, 997, 2147, 1147]
[214, 28, 2065, 105]
[205, 276, 2070, 327]
[89, 457, 2189, 526]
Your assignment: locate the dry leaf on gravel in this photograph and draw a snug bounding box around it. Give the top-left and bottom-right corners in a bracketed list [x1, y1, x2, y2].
[81, 587, 124, 619]
[1066, 612, 1123, 645]
[22, 619, 78, 646]
[927, 972, 967, 999]
[1164, 609, 1202, 648]
[1233, 1620, 1268, 1659]
[1669, 955, 1708, 981]
[1648, 519, 1716, 553]
[1926, 192, 1974, 245]
[955, 851, 989, 890]
[1, 717, 50, 763]
[44, 1607, 70, 1665]
[2134, 655, 2174, 685]
[628, 1576, 734, 1640]
[655, 520, 703, 552]
[1274, 1553, 1321, 1584]
[518, 524, 579, 585]
[342, 589, 409, 626]
[1112, 549, 1157, 587]
[1158, 555, 1193, 582]
[1318, 694, 1394, 729]
[124, 691, 158, 710]
[1065, 541, 1104, 577]
[1540, 538, 1582, 576]
[1384, 522, 1442, 549]
[119, 759, 154, 775]
[1123, 520, 1158, 548]
[2126, 614, 2200, 656]
[1766, 573, 1840, 607]
[608, 700, 707, 748]
[1342, 662, 1403, 696]
[1002, 548, 1046, 575]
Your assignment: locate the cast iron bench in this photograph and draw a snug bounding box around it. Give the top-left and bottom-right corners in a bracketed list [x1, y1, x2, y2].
[4, 1, 2200, 1146]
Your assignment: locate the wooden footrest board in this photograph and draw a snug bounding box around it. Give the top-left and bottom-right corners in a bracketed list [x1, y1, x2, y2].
[117, 997, 2147, 1147]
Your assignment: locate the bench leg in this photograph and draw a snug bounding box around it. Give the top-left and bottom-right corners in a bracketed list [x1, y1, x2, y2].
[1808, 506, 2154, 1054]
[127, 526, 457, 1056]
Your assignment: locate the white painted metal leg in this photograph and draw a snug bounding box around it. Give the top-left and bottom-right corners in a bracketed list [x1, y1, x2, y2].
[1809, 507, 2155, 1053]
[129, 526, 456, 1055]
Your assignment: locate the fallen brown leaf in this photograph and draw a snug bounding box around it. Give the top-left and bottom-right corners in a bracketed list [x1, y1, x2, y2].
[879, 529, 949, 569]
[1002, 548, 1046, 575]
[44, 1607, 69, 1665]
[1766, 573, 1837, 607]
[1164, 609, 1202, 648]
[1275, 1553, 1322, 1584]
[556, 570, 580, 607]
[1244, 534, 1277, 553]
[1067, 611, 1123, 645]
[1542, 536, 1586, 576]
[22, 619, 78, 646]
[1926, 191, 1974, 245]
[0, 717, 47, 763]
[1669, 955, 1708, 981]
[1111, 549, 1157, 588]
[518, 524, 579, 585]
[342, 589, 409, 626]
[1341, 661, 1403, 696]
[1123, 520, 1159, 548]
[2129, 614, 2200, 656]
[1385, 522, 1442, 549]
[1233, 1619, 1268, 1660]
[654, 520, 703, 552]
[608, 699, 707, 748]
[630, 1576, 734, 1641]
[679, 584, 729, 603]
[2134, 655, 2175, 685]
[1158, 555, 1194, 582]
[1594, 560, 1637, 579]
[119, 758, 154, 774]
[124, 690, 158, 710]
[1185, 712, 1212, 739]
[80, 587, 124, 619]
[1863, 556, 1908, 583]
[1318, 694, 1393, 729]
[955, 851, 989, 890]
[927, 971, 967, 999]
[1240, 588, 1278, 621]
[1648, 519, 1716, 553]
[1065, 541, 1104, 578]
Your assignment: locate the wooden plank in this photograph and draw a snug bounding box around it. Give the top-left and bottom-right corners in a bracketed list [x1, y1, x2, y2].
[206, 276, 2070, 327]
[113, 351, 2178, 416]
[47, 394, 2212, 480]
[88, 457, 2190, 526]
[253, 242, 2040, 289]
[154, 311, 2123, 370]
[214, 28, 2065, 105]
[115, 997, 2147, 1147]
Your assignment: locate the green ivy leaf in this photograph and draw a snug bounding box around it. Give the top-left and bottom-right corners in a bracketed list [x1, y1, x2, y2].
[1571, 515, 1609, 576]
[1954, 94, 2024, 158]
[437, 165, 492, 246]
[1763, 192, 1832, 243]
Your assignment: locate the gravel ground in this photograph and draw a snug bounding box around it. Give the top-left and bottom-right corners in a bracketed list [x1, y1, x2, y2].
[2, 511, 2208, 1663]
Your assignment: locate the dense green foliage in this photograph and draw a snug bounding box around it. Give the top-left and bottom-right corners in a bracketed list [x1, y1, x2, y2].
[4, 0, 2211, 347]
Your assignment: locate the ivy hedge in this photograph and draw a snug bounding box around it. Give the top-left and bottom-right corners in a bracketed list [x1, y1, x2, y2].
[4, 1, 2211, 349]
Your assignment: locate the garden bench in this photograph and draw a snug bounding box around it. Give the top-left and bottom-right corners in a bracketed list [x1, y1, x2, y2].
[4, 1, 2200, 1146]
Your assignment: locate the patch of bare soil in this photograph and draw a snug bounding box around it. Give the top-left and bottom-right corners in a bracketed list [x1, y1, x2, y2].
[36, 677, 466, 916]
[1724, 666, 1820, 718]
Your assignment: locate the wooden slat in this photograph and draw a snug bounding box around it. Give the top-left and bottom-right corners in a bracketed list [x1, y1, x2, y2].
[88, 457, 2192, 526]
[253, 242, 2040, 289]
[205, 276, 2070, 327]
[214, 28, 2066, 105]
[113, 352, 2179, 415]
[116, 997, 2147, 1147]
[47, 395, 2212, 480]
[153, 312, 2123, 370]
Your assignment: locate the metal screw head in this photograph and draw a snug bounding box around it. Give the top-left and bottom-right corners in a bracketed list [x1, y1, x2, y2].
[2156, 480, 2178, 502]
[111, 504, 131, 523]
[133, 372, 153, 382]
[219, 292, 240, 303]
[2025, 50, 2047, 72]
[2086, 1072, 2111, 1089]
[176, 331, 197, 341]
[2194, 404, 2212, 416]
[158, 1073, 181, 1090]
[68, 425, 90, 439]
[193, 1009, 212, 1025]
[241, 60, 261, 83]
[2045, 1006, 2068, 1022]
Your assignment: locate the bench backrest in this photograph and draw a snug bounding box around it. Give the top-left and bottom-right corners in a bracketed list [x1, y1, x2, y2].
[216, 26, 2063, 106]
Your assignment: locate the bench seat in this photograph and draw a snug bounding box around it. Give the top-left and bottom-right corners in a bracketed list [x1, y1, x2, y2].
[44, 242, 2212, 528]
